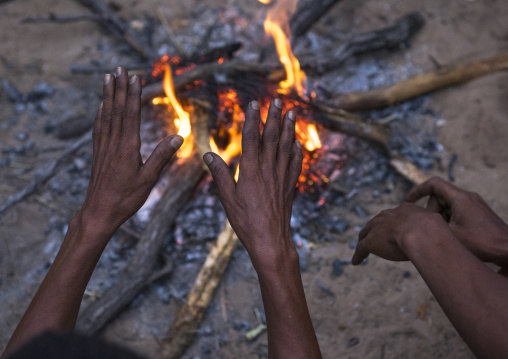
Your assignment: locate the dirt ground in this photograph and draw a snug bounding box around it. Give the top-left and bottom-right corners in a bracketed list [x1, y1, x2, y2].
[1, 0, 508, 358]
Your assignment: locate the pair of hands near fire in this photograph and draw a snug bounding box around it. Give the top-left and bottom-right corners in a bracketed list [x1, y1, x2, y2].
[83, 68, 304, 265]
[352, 177, 508, 266]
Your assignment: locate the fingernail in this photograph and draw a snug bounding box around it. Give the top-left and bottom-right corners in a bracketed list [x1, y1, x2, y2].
[104, 74, 111, 85]
[287, 111, 295, 121]
[170, 135, 184, 148]
[203, 153, 214, 165]
[99, 101, 103, 110]
[129, 75, 137, 84]
[250, 100, 259, 110]
[116, 66, 123, 77]
[274, 98, 282, 108]
[295, 140, 301, 149]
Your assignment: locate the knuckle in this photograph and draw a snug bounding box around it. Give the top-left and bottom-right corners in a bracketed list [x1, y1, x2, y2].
[124, 107, 138, 120]
[155, 146, 169, 163]
[212, 163, 228, 179]
[278, 142, 293, 156]
[111, 106, 124, 118]
[242, 131, 259, 142]
[263, 131, 279, 144]
[290, 159, 302, 173]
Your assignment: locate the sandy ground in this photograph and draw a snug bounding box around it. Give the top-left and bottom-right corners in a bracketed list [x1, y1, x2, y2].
[1, 0, 508, 358]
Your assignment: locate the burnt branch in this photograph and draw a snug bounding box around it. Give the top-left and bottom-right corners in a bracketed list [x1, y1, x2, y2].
[290, 0, 344, 38]
[299, 12, 425, 73]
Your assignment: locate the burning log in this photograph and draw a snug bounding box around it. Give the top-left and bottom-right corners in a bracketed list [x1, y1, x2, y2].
[76, 155, 206, 333]
[160, 220, 238, 359]
[0, 131, 93, 218]
[290, 0, 344, 38]
[328, 52, 508, 111]
[75, 0, 155, 62]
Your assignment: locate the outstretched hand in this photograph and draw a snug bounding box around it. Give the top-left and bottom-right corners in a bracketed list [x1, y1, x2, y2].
[79, 66, 183, 238]
[204, 99, 321, 359]
[203, 98, 302, 270]
[406, 177, 508, 266]
[352, 203, 452, 265]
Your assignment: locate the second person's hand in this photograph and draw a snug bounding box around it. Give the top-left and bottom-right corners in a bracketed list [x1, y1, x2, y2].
[405, 177, 508, 267]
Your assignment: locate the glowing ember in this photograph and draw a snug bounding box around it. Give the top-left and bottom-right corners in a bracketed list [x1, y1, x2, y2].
[260, 0, 307, 98]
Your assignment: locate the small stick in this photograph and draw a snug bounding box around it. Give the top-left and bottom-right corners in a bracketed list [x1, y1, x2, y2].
[330, 52, 508, 111]
[20, 13, 102, 24]
[160, 220, 239, 359]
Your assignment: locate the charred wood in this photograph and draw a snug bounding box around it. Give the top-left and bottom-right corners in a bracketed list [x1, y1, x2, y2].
[290, 0, 344, 38]
[299, 12, 425, 73]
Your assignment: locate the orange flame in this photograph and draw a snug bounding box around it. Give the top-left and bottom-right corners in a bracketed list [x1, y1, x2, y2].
[153, 61, 193, 158]
[161, 63, 191, 138]
[261, 0, 307, 98]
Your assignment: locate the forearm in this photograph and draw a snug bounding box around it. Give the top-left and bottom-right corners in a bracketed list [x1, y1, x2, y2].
[254, 250, 321, 359]
[2, 215, 110, 356]
[403, 232, 508, 359]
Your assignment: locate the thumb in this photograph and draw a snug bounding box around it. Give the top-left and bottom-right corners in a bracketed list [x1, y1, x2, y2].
[143, 135, 183, 180]
[203, 152, 235, 203]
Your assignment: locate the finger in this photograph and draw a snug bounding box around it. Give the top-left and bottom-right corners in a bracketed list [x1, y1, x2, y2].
[426, 195, 442, 213]
[122, 74, 142, 147]
[203, 152, 236, 204]
[352, 238, 370, 265]
[90, 103, 103, 184]
[110, 66, 128, 142]
[358, 219, 376, 241]
[93, 103, 103, 157]
[100, 73, 115, 137]
[239, 101, 261, 175]
[142, 135, 183, 183]
[277, 110, 296, 180]
[260, 98, 283, 168]
[405, 176, 460, 206]
[286, 140, 302, 195]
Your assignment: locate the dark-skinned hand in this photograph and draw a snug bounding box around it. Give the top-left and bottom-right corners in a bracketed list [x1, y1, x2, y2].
[351, 203, 452, 265]
[405, 177, 508, 267]
[203, 98, 302, 269]
[78, 66, 183, 238]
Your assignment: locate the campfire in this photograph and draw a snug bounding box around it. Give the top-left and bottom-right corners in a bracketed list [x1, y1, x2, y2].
[5, 0, 508, 357]
[149, 0, 333, 195]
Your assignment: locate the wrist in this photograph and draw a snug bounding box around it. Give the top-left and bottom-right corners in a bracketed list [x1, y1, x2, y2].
[250, 243, 300, 279]
[66, 211, 113, 249]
